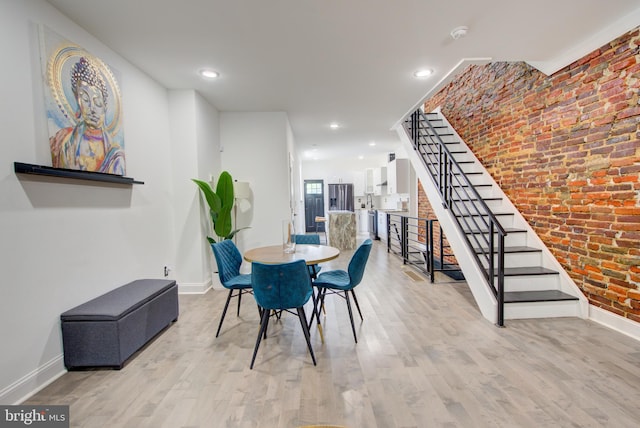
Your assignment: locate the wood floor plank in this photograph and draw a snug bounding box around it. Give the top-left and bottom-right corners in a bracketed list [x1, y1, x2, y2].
[24, 239, 640, 427]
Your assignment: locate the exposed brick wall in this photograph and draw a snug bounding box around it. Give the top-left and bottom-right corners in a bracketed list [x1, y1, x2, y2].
[418, 27, 640, 322]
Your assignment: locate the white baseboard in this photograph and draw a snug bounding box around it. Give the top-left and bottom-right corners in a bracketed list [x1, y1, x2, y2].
[0, 355, 66, 405]
[178, 280, 212, 294]
[589, 305, 640, 342]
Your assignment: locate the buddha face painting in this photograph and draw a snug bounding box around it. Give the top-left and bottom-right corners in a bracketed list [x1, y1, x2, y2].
[72, 57, 108, 130]
[41, 26, 126, 175]
[76, 80, 106, 129]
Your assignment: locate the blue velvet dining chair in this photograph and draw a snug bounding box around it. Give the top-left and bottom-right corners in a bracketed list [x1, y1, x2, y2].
[293, 234, 322, 278]
[293, 234, 321, 245]
[210, 240, 253, 337]
[313, 239, 373, 343]
[250, 260, 316, 369]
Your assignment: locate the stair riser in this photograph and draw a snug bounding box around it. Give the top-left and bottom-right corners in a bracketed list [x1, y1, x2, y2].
[504, 300, 582, 320]
[449, 174, 489, 187]
[465, 232, 528, 247]
[477, 251, 542, 268]
[421, 134, 459, 144]
[454, 213, 515, 229]
[454, 199, 504, 211]
[502, 275, 560, 293]
[504, 233, 529, 247]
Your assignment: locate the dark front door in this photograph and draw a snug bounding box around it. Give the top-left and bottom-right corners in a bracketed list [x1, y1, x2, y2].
[304, 180, 325, 233]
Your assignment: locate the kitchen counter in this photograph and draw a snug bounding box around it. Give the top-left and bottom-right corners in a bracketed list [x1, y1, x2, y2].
[328, 211, 356, 250]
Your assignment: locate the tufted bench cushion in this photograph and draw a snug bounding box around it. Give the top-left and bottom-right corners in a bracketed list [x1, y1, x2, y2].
[60, 279, 178, 369]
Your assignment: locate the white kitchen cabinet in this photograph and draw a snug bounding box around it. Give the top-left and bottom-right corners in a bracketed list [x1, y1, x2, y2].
[387, 158, 409, 194]
[365, 168, 374, 194]
[356, 209, 369, 233]
[373, 167, 387, 196]
[377, 210, 388, 241]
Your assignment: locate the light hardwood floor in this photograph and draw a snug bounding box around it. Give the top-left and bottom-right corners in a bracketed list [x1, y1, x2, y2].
[26, 240, 640, 427]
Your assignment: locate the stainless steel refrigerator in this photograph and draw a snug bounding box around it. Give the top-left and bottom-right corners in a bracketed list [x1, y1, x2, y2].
[328, 183, 354, 211]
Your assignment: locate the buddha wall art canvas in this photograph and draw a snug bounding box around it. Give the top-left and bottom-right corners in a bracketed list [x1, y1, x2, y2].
[39, 25, 126, 176]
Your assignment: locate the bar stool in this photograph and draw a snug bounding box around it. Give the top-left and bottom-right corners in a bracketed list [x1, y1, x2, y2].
[315, 216, 327, 244]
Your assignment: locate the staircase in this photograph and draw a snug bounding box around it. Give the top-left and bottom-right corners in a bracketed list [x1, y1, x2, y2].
[396, 108, 588, 326]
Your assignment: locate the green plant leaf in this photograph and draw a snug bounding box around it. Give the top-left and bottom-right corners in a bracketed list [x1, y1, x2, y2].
[192, 179, 222, 214]
[226, 226, 251, 240]
[215, 205, 233, 238]
[216, 171, 235, 210]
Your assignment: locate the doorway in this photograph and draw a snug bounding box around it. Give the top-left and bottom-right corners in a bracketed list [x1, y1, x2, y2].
[304, 179, 325, 233]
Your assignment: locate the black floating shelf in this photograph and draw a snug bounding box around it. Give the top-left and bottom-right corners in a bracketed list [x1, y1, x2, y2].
[14, 162, 144, 185]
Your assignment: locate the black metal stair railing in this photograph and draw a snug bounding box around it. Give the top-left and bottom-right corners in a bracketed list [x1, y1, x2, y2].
[403, 109, 508, 326]
[386, 213, 463, 283]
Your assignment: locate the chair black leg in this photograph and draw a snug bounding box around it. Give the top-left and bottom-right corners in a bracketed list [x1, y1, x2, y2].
[297, 307, 316, 366]
[263, 309, 270, 339]
[350, 289, 363, 321]
[344, 291, 358, 343]
[237, 290, 242, 316]
[215, 289, 234, 337]
[315, 287, 327, 327]
[308, 287, 319, 329]
[256, 304, 263, 319]
[251, 308, 271, 369]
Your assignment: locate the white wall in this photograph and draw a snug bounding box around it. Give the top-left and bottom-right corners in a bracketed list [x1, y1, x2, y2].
[1, 1, 176, 404]
[220, 112, 292, 255]
[168, 90, 221, 292]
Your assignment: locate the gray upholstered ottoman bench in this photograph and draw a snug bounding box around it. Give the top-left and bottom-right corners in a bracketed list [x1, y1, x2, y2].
[60, 279, 179, 370]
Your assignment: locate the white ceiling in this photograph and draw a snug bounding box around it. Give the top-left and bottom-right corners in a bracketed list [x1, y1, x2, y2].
[46, 0, 640, 161]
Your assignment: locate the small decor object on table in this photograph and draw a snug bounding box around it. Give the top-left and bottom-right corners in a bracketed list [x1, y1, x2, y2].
[283, 220, 296, 253]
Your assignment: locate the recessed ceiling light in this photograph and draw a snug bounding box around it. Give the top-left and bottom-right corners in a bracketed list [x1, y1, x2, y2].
[358, 155, 364, 160]
[200, 69, 219, 79]
[329, 122, 340, 129]
[369, 141, 376, 147]
[413, 69, 433, 78]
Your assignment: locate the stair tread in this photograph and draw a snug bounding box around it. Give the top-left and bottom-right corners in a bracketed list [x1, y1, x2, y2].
[453, 197, 503, 201]
[455, 212, 514, 217]
[422, 149, 468, 155]
[425, 132, 454, 136]
[474, 246, 541, 254]
[451, 183, 493, 188]
[464, 227, 526, 234]
[487, 266, 559, 276]
[504, 290, 579, 303]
